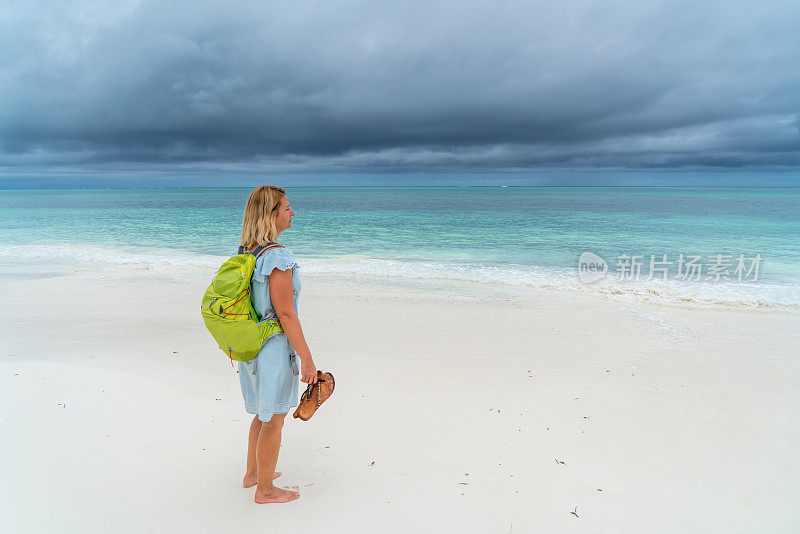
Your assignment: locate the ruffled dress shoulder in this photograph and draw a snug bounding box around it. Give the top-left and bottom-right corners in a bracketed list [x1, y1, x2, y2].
[252, 246, 299, 282]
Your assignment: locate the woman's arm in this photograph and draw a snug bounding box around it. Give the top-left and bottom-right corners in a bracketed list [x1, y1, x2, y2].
[268, 268, 317, 384]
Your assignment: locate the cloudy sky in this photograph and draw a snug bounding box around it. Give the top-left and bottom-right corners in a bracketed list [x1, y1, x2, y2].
[1, 0, 799, 186]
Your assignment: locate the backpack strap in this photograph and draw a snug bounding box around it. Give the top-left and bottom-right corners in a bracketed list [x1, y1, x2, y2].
[241, 243, 284, 257]
[259, 244, 284, 256]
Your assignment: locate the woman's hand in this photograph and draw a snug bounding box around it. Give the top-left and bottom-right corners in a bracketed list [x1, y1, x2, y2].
[300, 357, 318, 384]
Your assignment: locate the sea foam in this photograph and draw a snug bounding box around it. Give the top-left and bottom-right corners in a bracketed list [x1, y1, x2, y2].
[2, 243, 797, 310]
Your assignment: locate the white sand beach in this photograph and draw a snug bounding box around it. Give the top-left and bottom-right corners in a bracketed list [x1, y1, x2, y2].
[2, 262, 799, 533]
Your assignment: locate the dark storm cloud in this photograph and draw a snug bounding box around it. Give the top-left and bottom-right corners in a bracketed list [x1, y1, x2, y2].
[1, 0, 799, 176]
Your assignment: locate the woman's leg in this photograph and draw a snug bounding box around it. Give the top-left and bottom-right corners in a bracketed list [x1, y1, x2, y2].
[243, 415, 282, 487]
[244, 414, 283, 487]
[254, 412, 299, 503]
[243, 415, 260, 487]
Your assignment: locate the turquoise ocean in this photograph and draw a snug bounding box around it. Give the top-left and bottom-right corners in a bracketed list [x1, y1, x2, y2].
[1, 187, 799, 309]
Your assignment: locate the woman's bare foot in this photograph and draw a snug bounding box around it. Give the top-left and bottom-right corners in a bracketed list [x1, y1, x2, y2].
[243, 471, 281, 488]
[254, 486, 300, 504]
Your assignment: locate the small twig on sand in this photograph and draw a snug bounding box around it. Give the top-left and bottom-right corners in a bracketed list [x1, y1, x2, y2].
[571, 506, 579, 518]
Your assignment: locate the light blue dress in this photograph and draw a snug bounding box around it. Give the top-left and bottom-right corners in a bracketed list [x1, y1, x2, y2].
[236, 246, 301, 422]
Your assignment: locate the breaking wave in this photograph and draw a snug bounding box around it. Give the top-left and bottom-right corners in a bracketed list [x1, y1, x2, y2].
[2, 243, 798, 310]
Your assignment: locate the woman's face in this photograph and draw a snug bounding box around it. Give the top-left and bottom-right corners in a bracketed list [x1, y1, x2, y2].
[275, 196, 295, 234]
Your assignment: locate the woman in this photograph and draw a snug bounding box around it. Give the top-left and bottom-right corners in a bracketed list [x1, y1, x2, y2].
[237, 185, 318, 504]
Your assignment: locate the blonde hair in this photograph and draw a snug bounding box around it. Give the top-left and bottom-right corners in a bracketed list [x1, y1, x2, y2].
[240, 185, 286, 250]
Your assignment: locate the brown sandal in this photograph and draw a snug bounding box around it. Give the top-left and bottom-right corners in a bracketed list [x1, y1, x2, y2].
[293, 371, 335, 421]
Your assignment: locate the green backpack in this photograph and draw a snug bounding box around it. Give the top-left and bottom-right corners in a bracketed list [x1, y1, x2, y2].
[201, 244, 285, 365]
